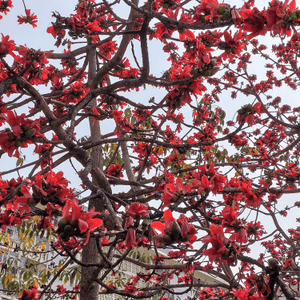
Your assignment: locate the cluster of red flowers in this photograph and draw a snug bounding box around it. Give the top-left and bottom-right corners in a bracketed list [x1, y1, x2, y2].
[1, 0, 300, 298]
[0, 34, 15, 57]
[105, 164, 124, 178]
[58, 198, 103, 245]
[203, 224, 238, 265]
[0, 0, 12, 19]
[161, 177, 191, 208]
[124, 202, 148, 248]
[151, 209, 197, 246]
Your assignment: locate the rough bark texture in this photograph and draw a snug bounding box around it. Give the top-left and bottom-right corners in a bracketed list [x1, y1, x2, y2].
[80, 46, 104, 300]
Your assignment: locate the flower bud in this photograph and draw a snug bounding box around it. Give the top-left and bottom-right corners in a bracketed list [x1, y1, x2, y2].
[58, 218, 69, 230]
[289, 12, 297, 21]
[60, 232, 70, 242]
[190, 68, 199, 76]
[203, 67, 219, 77]
[217, 5, 227, 15]
[28, 198, 38, 207]
[170, 221, 181, 238]
[163, 234, 172, 244]
[64, 224, 75, 235]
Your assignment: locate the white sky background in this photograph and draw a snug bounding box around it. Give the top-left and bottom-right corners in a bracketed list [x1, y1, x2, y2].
[1, 0, 300, 267]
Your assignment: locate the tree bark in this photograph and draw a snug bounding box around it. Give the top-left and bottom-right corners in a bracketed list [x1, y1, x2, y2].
[80, 1, 139, 298]
[80, 45, 104, 300]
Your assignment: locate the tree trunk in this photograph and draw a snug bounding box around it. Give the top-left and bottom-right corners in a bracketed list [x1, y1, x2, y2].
[80, 45, 104, 300]
[79, 1, 138, 297]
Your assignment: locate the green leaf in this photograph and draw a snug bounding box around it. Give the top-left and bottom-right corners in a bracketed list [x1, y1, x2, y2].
[70, 271, 75, 285]
[131, 116, 137, 125]
[16, 157, 23, 167]
[147, 117, 153, 129]
[125, 108, 132, 120]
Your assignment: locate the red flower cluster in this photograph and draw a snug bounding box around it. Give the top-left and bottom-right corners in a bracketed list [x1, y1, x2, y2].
[18, 286, 39, 300]
[111, 109, 134, 137]
[0, 34, 15, 57]
[203, 224, 238, 265]
[0, 0, 12, 19]
[58, 199, 103, 245]
[56, 285, 66, 295]
[105, 164, 124, 178]
[124, 202, 149, 248]
[0, 110, 45, 157]
[125, 202, 148, 218]
[17, 9, 38, 27]
[161, 177, 191, 208]
[151, 209, 197, 245]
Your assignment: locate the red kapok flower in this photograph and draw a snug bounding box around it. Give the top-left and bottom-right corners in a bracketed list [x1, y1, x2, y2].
[125, 202, 148, 218]
[17, 9, 38, 27]
[0, 34, 16, 57]
[203, 224, 227, 261]
[151, 210, 197, 245]
[56, 285, 66, 295]
[0, 0, 13, 16]
[178, 214, 197, 244]
[61, 199, 103, 245]
[161, 177, 191, 209]
[18, 286, 39, 300]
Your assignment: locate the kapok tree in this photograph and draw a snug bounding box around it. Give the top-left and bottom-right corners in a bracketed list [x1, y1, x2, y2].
[1, 0, 300, 299]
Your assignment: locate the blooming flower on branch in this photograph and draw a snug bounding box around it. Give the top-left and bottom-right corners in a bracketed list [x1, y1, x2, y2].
[220, 30, 245, 60]
[203, 224, 237, 265]
[46, 26, 66, 39]
[151, 209, 197, 245]
[105, 164, 123, 178]
[86, 19, 101, 33]
[18, 286, 39, 300]
[123, 282, 137, 294]
[17, 9, 38, 27]
[125, 202, 148, 218]
[0, 0, 12, 17]
[161, 177, 191, 209]
[240, 181, 262, 207]
[56, 285, 66, 295]
[58, 199, 103, 245]
[265, 0, 297, 36]
[0, 34, 15, 58]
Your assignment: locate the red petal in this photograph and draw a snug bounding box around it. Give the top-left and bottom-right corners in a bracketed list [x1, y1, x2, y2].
[78, 219, 88, 233]
[62, 200, 72, 219]
[188, 234, 197, 244]
[164, 209, 175, 230]
[185, 29, 195, 40]
[87, 218, 103, 231]
[125, 216, 134, 229]
[83, 231, 90, 245]
[176, 177, 184, 191]
[151, 221, 166, 233]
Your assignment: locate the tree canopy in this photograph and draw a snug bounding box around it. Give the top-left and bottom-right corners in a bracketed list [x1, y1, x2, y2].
[1, 0, 300, 299]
